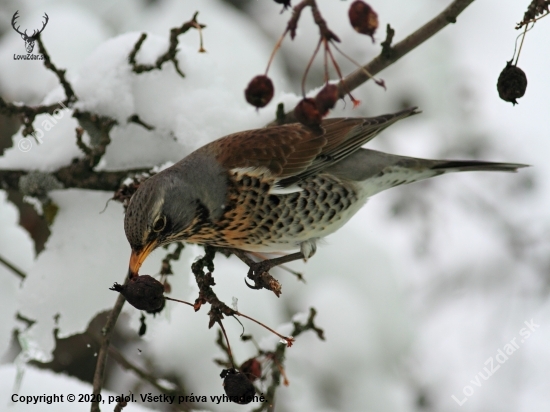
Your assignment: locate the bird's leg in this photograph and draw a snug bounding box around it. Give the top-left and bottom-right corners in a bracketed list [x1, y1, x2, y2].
[228, 249, 305, 296]
[250, 251, 306, 283]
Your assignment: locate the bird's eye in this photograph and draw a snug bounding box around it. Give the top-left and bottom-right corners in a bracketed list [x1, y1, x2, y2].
[152, 216, 166, 232]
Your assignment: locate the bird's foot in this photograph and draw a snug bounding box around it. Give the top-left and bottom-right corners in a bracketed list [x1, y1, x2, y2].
[227, 249, 305, 297]
[245, 261, 282, 297]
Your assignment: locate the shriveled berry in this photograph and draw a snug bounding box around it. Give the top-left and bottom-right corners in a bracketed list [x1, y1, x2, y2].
[245, 75, 274, 108]
[222, 369, 256, 404]
[315, 84, 339, 115]
[294, 98, 322, 127]
[240, 358, 262, 382]
[110, 275, 165, 314]
[349, 1, 379, 41]
[497, 60, 527, 105]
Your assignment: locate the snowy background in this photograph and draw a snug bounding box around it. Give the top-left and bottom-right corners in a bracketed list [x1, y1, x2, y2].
[0, 0, 549, 411]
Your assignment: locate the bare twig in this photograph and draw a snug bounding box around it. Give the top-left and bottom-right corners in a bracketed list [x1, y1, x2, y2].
[0, 35, 77, 137]
[128, 12, 206, 77]
[91, 278, 128, 412]
[37, 35, 77, 106]
[165, 296, 294, 346]
[0, 254, 26, 279]
[516, 0, 550, 29]
[217, 320, 236, 368]
[127, 114, 154, 131]
[253, 308, 324, 412]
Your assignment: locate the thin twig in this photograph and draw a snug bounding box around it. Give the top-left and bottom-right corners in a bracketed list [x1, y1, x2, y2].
[37, 35, 77, 105]
[234, 311, 294, 347]
[514, 23, 529, 66]
[217, 320, 235, 369]
[0, 254, 26, 279]
[165, 297, 295, 346]
[128, 12, 206, 77]
[91, 277, 128, 412]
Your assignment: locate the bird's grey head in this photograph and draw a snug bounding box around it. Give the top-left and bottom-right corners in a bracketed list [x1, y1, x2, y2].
[124, 170, 202, 276]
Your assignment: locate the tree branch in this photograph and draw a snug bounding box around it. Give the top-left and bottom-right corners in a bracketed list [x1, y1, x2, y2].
[0, 254, 26, 279]
[91, 279, 127, 412]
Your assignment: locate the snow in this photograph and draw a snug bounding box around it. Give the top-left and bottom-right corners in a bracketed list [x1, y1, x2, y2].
[0, 0, 549, 411]
[0, 191, 35, 358]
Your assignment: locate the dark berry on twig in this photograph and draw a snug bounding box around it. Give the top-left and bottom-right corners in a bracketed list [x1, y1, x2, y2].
[497, 61, 527, 105]
[294, 98, 322, 127]
[222, 369, 256, 404]
[315, 84, 339, 115]
[240, 358, 262, 382]
[110, 275, 165, 314]
[245, 75, 274, 108]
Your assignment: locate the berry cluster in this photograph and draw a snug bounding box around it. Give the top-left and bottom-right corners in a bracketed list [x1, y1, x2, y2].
[245, 0, 381, 127]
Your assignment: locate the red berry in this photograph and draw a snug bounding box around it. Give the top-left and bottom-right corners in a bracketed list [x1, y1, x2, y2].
[245, 75, 274, 108]
[349, 1, 379, 41]
[294, 98, 322, 127]
[240, 358, 262, 382]
[315, 84, 339, 115]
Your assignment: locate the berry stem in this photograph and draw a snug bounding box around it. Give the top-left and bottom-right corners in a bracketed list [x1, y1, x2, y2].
[514, 22, 529, 66]
[323, 39, 330, 84]
[165, 296, 294, 347]
[266, 30, 288, 75]
[330, 41, 386, 89]
[165, 296, 194, 307]
[217, 320, 236, 369]
[301, 38, 323, 97]
[233, 311, 294, 347]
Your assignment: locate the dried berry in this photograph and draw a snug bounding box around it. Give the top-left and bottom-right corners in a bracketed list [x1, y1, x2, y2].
[315, 84, 339, 115]
[497, 61, 527, 105]
[294, 98, 322, 127]
[222, 369, 256, 404]
[240, 358, 262, 382]
[110, 275, 165, 314]
[349, 1, 379, 41]
[245, 75, 274, 108]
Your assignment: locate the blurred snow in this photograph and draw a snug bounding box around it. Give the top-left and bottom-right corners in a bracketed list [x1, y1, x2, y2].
[0, 0, 549, 411]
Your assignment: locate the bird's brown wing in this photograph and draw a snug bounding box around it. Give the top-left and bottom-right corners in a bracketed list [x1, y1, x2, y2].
[211, 107, 419, 186]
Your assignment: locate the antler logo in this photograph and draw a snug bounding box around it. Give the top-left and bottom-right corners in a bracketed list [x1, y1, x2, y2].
[11, 10, 49, 54]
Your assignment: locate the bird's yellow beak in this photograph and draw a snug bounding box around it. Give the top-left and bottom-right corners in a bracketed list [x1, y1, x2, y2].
[128, 241, 157, 278]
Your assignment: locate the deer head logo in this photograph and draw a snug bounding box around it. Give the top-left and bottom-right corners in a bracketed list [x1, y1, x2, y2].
[11, 11, 49, 54]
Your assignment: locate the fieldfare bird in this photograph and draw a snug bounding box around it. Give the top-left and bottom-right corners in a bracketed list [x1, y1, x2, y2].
[124, 107, 526, 280]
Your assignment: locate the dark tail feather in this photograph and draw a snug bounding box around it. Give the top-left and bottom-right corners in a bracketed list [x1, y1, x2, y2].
[431, 160, 529, 173]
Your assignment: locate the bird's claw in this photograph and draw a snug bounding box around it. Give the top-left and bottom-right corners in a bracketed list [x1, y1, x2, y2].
[245, 264, 282, 297]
